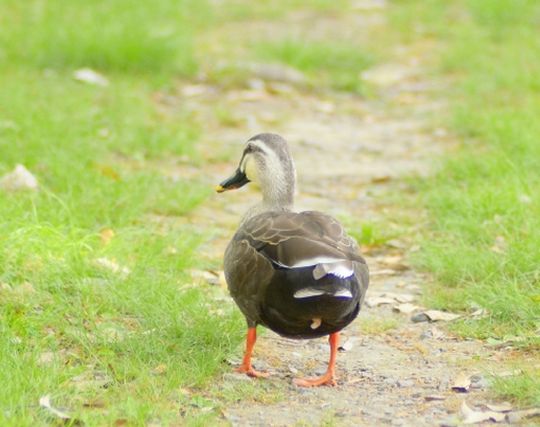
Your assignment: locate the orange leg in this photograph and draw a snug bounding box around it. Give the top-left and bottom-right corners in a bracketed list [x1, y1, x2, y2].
[293, 332, 339, 387]
[235, 327, 270, 378]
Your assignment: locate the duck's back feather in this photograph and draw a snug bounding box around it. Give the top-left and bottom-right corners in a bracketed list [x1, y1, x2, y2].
[224, 211, 369, 334]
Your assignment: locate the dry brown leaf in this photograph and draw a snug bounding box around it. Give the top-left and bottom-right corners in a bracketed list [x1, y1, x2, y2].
[100, 228, 115, 245]
[393, 303, 420, 314]
[152, 364, 168, 375]
[485, 402, 512, 412]
[365, 296, 395, 307]
[425, 394, 446, 401]
[338, 337, 359, 352]
[422, 309, 461, 322]
[461, 401, 506, 424]
[369, 269, 396, 276]
[371, 175, 391, 184]
[451, 372, 472, 392]
[392, 293, 415, 303]
[379, 255, 408, 271]
[95, 164, 120, 181]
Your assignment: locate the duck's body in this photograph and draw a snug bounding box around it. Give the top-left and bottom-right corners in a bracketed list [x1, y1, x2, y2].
[217, 133, 369, 387]
[225, 211, 367, 339]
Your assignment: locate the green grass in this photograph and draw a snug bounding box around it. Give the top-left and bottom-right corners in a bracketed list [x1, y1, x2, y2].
[389, 0, 540, 404]
[0, 0, 378, 423]
[0, 0, 207, 75]
[253, 39, 372, 93]
[0, 0, 245, 424]
[492, 368, 540, 406]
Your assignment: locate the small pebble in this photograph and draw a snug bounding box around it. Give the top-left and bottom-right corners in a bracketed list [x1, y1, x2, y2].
[397, 379, 414, 388]
[411, 313, 430, 323]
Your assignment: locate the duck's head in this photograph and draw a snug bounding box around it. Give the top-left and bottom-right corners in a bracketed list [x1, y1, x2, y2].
[216, 133, 296, 208]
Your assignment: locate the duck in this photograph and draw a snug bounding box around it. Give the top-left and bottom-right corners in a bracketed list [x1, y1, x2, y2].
[216, 133, 369, 387]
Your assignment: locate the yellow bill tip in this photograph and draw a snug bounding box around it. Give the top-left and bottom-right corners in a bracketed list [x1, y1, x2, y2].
[215, 185, 225, 193]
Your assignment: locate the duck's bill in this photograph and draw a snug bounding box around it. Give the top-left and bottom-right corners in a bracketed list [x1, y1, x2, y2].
[216, 169, 250, 193]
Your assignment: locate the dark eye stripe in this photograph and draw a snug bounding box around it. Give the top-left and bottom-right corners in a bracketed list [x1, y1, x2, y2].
[244, 144, 264, 155]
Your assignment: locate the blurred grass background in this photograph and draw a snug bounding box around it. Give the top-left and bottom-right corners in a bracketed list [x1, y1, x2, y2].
[391, 0, 540, 404]
[1, 0, 539, 424]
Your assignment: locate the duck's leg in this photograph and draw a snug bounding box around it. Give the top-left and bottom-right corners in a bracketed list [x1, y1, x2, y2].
[235, 327, 270, 378]
[294, 332, 339, 387]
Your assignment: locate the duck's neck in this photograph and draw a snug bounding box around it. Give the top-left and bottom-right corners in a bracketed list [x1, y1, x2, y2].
[262, 180, 295, 210]
[242, 183, 295, 223]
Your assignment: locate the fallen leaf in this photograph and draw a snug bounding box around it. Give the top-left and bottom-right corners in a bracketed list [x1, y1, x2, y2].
[100, 228, 115, 245]
[0, 164, 39, 191]
[338, 337, 359, 352]
[369, 269, 396, 276]
[152, 364, 168, 375]
[369, 291, 415, 304]
[415, 309, 461, 322]
[485, 402, 512, 412]
[379, 255, 409, 271]
[95, 164, 120, 180]
[425, 394, 446, 401]
[461, 401, 506, 424]
[451, 372, 472, 392]
[393, 303, 420, 314]
[39, 395, 72, 421]
[73, 68, 109, 86]
[95, 257, 130, 276]
[365, 296, 396, 307]
[371, 175, 391, 184]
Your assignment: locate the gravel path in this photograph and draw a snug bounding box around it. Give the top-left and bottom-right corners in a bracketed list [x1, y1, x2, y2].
[176, 5, 520, 426]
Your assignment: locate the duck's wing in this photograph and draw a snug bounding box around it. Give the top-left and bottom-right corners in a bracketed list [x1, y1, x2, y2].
[225, 211, 369, 325]
[224, 237, 274, 327]
[238, 211, 368, 281]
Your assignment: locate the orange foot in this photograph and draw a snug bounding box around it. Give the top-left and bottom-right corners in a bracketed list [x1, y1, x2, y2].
[235, 365, 270, 378]
[293, 372, 336, 387]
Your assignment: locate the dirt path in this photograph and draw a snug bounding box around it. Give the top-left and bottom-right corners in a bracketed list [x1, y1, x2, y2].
[175, 5, 516, 427]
